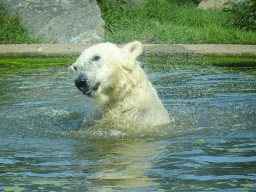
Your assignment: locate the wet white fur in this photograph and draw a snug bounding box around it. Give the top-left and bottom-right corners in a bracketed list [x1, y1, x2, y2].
[69, 41, 171, 125]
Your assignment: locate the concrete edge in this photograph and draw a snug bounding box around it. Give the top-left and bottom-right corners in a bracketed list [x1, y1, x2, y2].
[0, 43, 256, 58]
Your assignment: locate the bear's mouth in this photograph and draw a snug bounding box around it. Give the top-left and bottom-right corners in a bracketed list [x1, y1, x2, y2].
[75, 78, 101, 96]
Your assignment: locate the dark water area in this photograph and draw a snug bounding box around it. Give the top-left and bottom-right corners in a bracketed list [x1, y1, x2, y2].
[0, 59, 255, 191]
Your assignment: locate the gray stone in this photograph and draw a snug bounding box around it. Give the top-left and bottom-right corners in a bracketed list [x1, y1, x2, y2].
[125, 0, 144, 5]
[197, 0, 247, 12]
[102, 0, 144, 5]
[4, 0, 105, 44]
[197, 0, 230, 11]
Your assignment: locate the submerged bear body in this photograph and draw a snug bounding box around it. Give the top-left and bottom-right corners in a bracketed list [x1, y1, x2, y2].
[68, 41, 171, 126]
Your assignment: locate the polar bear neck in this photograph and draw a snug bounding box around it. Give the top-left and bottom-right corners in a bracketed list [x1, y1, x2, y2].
[96, 64, 162, 124]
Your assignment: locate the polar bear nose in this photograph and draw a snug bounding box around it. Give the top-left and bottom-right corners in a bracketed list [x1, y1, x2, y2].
[75, 78, 87, 89]
[74, 75, 90, 94]
[74, 75, 101, 96]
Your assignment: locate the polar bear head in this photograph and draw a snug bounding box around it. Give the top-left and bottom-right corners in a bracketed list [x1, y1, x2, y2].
[68, 41, 143, 98]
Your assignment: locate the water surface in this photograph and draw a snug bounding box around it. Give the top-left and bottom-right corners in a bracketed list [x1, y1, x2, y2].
[0, 59, 255, 191]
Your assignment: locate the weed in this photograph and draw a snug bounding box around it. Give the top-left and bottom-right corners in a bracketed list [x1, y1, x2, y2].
[98, 0, 256, 44]
[0, 0, 42, 44]
[223, 0, 256, 31]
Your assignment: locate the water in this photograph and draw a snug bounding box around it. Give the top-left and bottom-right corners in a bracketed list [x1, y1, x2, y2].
[0, 60, 255, 191]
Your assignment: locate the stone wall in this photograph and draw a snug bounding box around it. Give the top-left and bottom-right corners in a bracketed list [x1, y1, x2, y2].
[4, 0, 105, 44]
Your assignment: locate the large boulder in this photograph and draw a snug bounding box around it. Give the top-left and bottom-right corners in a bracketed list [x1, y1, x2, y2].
[197, 0, 230, 11]
[4, 0, 105, 44]
[197, 0, 247, 11]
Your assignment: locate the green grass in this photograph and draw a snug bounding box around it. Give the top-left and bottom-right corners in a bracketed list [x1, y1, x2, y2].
[98, 0, 256, 44]
[1, 0, 255, 44]
[0, 0, 43, 44]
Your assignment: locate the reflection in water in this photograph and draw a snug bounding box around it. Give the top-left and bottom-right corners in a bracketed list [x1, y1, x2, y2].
[74, 139, 164, 191]
[0, 63, 256, 191]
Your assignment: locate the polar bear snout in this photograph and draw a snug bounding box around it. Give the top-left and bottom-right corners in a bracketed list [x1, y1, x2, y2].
[75, 75, 101, 96]
[75, 76, 89, 94]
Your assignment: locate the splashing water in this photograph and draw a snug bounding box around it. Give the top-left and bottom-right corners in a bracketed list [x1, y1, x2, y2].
[0, 58, 255, 191]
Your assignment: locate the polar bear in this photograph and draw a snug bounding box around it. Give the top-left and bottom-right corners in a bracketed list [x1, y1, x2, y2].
[68, 41, 171, 126]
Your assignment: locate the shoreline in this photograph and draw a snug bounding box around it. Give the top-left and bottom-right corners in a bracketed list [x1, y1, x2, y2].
[0, 43, 256, 58]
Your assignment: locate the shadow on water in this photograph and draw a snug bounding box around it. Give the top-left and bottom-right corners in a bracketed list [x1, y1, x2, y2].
[0, 57, 255, 191]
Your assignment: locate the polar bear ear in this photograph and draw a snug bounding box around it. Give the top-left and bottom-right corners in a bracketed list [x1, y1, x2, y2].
[121, 41, 143, 70]
[122, 41, 143, 60]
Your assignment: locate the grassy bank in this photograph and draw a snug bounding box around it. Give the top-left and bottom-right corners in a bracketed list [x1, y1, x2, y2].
[98, 0, 256, 44]
[0, 0, 255, 44]
[0, 1, 42, 44]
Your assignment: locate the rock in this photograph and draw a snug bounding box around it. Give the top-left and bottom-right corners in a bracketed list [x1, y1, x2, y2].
[141, 34, 155, 43]
[4, 0, 105, 44]
[197, 0, 247, 11]
[197, 0, 230, 11]
[100, 0, 144, 5]
[125, 0, 144, 5]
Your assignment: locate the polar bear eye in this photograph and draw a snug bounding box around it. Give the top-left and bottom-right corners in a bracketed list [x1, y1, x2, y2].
[73, 66, 77, 71]
[92, 55, 101, 61]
